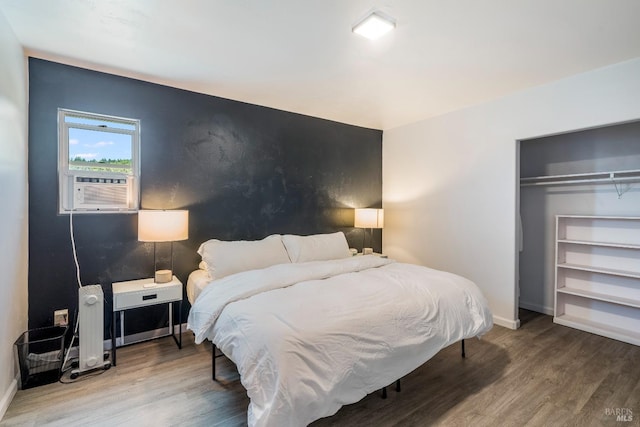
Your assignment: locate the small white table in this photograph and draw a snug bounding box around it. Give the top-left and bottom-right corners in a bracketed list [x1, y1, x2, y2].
[356, 252, 388, 258]
[111, 276, 183, 366]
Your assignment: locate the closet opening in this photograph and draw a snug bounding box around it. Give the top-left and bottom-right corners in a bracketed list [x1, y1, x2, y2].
[516, 119, 640, 342]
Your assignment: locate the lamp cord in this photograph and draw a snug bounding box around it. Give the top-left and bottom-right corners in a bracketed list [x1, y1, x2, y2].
[153, 241, 157, 278]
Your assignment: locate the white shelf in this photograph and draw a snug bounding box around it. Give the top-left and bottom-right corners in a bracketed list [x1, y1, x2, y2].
[554, 314, 640, 346]
[557, 287, 640, 309]
[557, 263, 640, 280]
[555, 215, 640, 347]
[556, 215, 640, 220]
[558, 239, 640, 250]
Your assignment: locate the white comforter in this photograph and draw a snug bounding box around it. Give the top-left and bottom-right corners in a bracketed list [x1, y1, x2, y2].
[187, 256, 493, 427]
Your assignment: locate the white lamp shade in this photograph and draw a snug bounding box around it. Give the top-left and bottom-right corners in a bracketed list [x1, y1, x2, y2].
[138, 210, 189, 242]
[354, 208, 384, 228]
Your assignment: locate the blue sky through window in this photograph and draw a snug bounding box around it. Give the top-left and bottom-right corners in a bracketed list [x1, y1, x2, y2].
[68, 127, 132, 162]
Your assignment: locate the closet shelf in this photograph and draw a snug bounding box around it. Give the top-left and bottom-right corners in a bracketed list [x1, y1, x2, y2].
[520, 169, 640, 187]
[556, 287, 640, 309]
[554, 315, 640, 346]
[557, 263, 640, 280]
[557, 239, 640, 250]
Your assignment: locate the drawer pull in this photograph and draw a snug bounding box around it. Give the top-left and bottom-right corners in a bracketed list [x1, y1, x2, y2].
[143, 294, 158, 301]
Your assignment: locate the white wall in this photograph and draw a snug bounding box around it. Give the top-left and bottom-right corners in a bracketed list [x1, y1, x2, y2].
[383, 58, 640, 328]
[0, 10, 28, 419]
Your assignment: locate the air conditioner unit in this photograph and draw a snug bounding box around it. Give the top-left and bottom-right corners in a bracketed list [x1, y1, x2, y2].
[71, 285, 110, 379]
[72, 174, 131, 210]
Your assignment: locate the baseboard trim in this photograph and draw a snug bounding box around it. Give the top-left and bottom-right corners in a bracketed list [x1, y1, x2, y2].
[519, 301, 554, 316]
[493, 315, 520, 330]
[0, 377, 18, 421]
[111, 322, 188, 348]
[63, 323, 189, 364]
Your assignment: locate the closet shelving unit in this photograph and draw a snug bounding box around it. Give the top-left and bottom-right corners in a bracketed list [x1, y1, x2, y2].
[554, 215, 640, 346]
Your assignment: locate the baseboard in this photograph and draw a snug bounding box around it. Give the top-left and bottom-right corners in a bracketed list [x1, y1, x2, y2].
[519, 301, 554, 316]
[0, 376, 18, 421]
[110, 322, 188, 348]
[63, 322, 188, 364]
[493, 314, 520, 330]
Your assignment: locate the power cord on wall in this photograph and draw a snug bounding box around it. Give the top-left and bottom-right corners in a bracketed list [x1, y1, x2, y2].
[60, 210, 82, 375]
[70, 208, 83, 289]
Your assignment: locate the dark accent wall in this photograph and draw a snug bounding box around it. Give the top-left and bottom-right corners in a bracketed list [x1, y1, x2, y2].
[28, 58, 382, 335]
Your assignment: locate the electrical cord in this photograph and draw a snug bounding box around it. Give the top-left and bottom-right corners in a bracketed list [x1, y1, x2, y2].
[59, 366, 108, 384]
[60, 210, 113, 380]
[70, 209, 82, 289]
[60, 308, 79, 374]
[61, 210, 82, 375]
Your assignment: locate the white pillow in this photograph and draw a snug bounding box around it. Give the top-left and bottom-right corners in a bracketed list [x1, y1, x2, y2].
[282, 232, 351, 263]
[197, 234, 290, 279]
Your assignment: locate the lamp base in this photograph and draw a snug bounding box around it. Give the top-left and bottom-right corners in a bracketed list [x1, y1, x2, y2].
[154, 269, 172, 284]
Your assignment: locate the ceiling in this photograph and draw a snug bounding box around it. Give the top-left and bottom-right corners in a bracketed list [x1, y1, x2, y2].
[2, 0, 640, 130]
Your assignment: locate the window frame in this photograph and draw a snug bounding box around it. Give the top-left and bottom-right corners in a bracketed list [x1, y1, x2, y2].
[58, 108, 141, 214]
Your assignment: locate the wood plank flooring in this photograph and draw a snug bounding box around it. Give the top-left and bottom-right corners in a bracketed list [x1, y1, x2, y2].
[2, 310, 638, 426]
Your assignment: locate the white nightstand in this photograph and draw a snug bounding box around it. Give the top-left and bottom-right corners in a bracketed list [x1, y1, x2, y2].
[111, 276, 183, 366]
[356, 252, 388, 258]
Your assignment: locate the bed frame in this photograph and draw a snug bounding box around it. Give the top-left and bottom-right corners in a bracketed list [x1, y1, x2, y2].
[211, 339, 466, 398]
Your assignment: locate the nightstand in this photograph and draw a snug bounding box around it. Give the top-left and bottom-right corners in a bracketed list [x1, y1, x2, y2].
[357, 252, 388, 258]
[111, 276, 183, 366]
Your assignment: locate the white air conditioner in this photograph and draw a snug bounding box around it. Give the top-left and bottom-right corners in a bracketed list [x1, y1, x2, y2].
[73, 175, 129, 208]
[62, 172, 136, 211]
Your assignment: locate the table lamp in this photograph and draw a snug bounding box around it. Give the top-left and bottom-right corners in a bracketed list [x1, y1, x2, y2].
[354, 208, 384, 254]
[138, 210, 189, 285]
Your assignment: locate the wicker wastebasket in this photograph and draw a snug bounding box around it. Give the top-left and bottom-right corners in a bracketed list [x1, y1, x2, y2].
[14, 326, 68, 389]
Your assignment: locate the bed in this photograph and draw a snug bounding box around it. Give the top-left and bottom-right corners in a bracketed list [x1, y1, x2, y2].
[187, 232, 493, 427]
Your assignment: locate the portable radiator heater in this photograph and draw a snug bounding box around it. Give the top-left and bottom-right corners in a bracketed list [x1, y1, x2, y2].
[71, 285, 111, 378]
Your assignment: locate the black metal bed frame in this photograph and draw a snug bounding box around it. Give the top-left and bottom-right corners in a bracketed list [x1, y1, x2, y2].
[211, 339, 466, 398]
[380, 339, 465, 399]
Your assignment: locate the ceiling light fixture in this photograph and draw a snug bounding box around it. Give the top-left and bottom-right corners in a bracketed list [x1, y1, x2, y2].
[352, 11, 396, 40]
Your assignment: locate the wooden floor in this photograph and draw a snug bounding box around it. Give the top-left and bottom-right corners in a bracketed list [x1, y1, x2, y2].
[2, 310, 639, 426]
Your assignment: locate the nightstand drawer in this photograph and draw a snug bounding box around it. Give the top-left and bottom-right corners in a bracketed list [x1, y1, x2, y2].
[114, 287, 180, 310]
[112, 278, 182, 310]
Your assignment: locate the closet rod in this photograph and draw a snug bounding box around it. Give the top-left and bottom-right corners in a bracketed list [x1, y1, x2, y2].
[520, 169, 640, 187]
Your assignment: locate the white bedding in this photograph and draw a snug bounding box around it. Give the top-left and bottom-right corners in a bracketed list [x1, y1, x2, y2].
[186, 268, 212, 304]
[187, 256, 493, 427]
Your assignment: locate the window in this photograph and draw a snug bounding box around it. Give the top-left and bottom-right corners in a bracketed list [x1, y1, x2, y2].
[58, 109, 140, 213]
